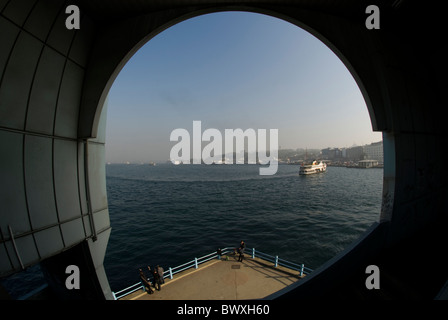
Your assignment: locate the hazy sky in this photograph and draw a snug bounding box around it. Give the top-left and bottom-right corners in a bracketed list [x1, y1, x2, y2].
[105, 11, 382, 163]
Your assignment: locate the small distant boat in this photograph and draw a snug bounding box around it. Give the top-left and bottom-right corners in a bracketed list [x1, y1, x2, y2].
[299, 160, 327, 175]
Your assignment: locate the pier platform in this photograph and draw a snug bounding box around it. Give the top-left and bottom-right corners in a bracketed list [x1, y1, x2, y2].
[119, 254, 305, 300]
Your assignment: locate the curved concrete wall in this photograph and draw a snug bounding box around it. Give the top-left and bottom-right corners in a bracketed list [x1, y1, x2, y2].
[0, 0, 446, 299]
[0, 0, 111, 299]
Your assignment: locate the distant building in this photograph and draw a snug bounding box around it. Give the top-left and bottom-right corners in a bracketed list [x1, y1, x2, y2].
[358, 159, 379, 168]
[320, 140, 383, 163]
[321, 147, 343, 160]
[346, 146, 365, 161]
[363, 141, 383, 162]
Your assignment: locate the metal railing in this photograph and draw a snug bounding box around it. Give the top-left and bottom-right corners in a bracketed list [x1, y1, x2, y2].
[112, 246, 312, 300]
[249, 248, 313, 277]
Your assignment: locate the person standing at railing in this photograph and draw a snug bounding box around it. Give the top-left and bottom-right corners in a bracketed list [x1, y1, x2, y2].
[240, 240, 246, 251]
[238, 240, 246, 262]
[234, 241, 246, 255]
[150, 266, 162, 291]
[139, 269, 154, 294]
[157, 265, 165, 284]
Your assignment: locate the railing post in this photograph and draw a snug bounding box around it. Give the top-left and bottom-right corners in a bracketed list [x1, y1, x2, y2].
[141, 281, 146, 292]
[300, 264, 304, 277]
[169, 267, 173, 279]
[112, 291, 117, 300]
[195, 257, 198, 269]
[275, 256, 278, 267]
[252, 248, 255, 259]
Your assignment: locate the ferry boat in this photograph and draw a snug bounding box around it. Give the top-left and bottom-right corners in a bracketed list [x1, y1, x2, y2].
[299, 160, 327, 175]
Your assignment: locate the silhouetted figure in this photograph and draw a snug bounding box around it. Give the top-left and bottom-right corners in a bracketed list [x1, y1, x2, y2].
[150, 265, 161, 291]
[238, 240, 245, 262]
[139, 269, 153, 294]
[157, 265, 165, 284]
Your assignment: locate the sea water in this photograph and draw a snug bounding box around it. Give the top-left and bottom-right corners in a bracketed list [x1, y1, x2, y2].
[1, 163, 382, 297]
[104, 163, 382, 292]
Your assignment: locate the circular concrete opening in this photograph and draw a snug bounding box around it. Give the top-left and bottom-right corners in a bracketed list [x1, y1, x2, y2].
[103, 11, 384, 294]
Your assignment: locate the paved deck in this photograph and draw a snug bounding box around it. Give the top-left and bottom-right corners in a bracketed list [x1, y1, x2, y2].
[120, 254, 304, 300]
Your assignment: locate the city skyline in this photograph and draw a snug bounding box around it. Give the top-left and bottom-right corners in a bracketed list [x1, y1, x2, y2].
[105, 11, 382, 163]
[105, 140, 384, 164]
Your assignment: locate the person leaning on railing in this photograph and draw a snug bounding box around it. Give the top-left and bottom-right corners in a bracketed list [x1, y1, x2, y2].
[139, 268, 154, 294]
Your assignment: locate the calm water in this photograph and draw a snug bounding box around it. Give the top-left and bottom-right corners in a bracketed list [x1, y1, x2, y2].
[1, 163, 382, 298]
[103, 164, 383, 292]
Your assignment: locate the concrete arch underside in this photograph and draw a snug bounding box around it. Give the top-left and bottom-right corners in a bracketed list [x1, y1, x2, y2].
[0, 0, 446, 299]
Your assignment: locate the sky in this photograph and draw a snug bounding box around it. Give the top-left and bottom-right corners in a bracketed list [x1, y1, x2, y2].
[105, 11, 382, 163]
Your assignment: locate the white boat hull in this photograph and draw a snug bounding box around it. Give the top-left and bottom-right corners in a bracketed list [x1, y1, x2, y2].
[299, 161, 327, 175]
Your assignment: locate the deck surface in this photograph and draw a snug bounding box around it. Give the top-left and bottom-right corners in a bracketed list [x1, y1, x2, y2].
[120, 254, 304, 300]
